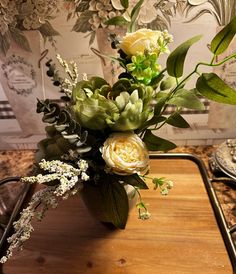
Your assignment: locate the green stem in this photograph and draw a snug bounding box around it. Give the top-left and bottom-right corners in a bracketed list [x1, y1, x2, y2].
[210, 54, 216, 65]
[170, 52, 236, 97]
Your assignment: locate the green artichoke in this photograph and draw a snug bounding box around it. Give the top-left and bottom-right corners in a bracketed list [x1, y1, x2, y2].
[72, 77, 119, 130]
[71, 77, 155, 131]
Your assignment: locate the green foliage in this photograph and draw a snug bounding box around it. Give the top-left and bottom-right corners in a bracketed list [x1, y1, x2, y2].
[100, 178, 129, 229]
[35, 15, 236, 232]
[35, 136, 69, 163]
[210, 16, 236, 55]
[152, 177, 173, 195]
[167, 88, 205, 110]
[143, 130, 176, 151]
[196, 73, 236, 104]
[160, 76, 176, 90]
[36, 99, 88, 150]
[167, 35, 202, 77]
[126, 52, 161, 84]
[152, 177, 165, 189]
[166, 112, 190, 128]
[121, 174, 149, 189]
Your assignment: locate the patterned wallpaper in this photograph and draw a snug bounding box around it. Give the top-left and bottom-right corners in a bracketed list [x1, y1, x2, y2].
[0, 0, 235, 149]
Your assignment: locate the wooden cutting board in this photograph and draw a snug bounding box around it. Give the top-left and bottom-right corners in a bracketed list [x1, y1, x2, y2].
[4, 156, 232, 274]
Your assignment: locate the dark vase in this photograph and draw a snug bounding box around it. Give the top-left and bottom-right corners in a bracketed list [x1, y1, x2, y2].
[80, 181, 138, 228]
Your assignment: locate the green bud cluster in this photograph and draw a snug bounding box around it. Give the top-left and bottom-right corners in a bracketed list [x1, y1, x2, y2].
[126, 52, 161, 85]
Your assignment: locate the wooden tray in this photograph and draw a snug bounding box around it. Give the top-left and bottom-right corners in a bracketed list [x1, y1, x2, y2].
[1, 154, 234, 274]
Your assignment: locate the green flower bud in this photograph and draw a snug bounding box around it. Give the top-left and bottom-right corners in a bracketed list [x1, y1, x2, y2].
[160, 76, 176, 90]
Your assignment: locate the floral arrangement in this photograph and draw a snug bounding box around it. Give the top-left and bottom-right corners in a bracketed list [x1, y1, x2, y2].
[0, 0, 60, 55]
[1, 0, 236, 263]
[65, 0, 181, 44]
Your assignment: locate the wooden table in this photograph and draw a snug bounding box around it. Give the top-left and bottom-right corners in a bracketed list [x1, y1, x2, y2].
[3, 156, 232, 274]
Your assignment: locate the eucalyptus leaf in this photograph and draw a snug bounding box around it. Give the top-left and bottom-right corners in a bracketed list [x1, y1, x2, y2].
[196, 73, 236, 104]
[167, 35, 202, 78]
[166, 112, 190, 128]
[143, 130, 176, 151]
[105, 16, 129, 26]
[168, 88, 205, 110]
[210, 16, 236, 55]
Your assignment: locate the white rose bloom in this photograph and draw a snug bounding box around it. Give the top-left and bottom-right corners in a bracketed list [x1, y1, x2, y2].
[101, 132, 149, 175]
[119, 28, 162, 56]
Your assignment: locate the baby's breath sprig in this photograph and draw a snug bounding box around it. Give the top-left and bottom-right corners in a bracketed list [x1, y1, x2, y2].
[45, 55, 79, 98]
[0, 159, 90, 263]
[56, 54, 79, 96]
[0, 187, 58, 264]
[152, 177, 174, 195]
[134, 187, 151, 220]
[21, 159, 89, 196]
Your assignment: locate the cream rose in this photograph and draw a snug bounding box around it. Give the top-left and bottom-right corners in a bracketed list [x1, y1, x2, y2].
[119, 28, 162, 56]
[101, 132, 149, 175]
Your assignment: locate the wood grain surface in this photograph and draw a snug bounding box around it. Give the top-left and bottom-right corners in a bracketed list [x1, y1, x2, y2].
[3, 158, 232, 274]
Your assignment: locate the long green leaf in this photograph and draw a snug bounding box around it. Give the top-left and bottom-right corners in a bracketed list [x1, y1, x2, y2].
[166, 112, 190, 128]
[210, 16, 236, 55]
[143, 130, 176, 151]
[196, 73, 236, 104]
[168, 88, 205, 110]
[167, 35, 202, 78]
[101, 180, 129, 229]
